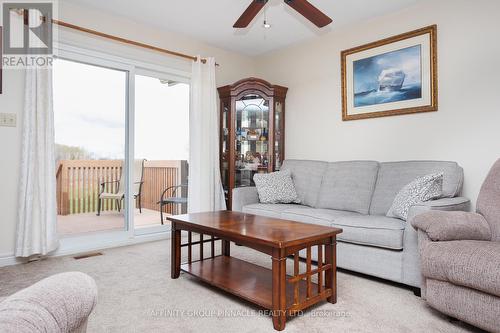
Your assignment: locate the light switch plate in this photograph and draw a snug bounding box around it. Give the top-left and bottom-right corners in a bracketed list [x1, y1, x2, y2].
[0, 113, 17, 127]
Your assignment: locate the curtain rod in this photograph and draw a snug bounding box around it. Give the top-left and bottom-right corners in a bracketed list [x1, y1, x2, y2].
[51, 20, 219, 66]
[13, 9, 218, 65]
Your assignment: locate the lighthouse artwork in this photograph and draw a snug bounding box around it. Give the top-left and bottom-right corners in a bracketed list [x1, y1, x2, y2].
[341, 25, 437, 120]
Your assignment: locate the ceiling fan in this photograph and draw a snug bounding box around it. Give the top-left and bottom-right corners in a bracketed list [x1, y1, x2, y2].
[234, 0, 333, 28]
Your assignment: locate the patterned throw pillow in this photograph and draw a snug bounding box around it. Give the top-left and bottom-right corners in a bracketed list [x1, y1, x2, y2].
[253, 170, 300, 204]
[387, 172, 444, 221]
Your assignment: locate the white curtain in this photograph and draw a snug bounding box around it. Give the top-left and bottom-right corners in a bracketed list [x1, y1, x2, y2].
[16, 63, 58, 257]
[188, 57, 226, 213]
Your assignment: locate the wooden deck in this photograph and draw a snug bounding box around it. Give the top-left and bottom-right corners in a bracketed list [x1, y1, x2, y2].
[56, 159, 188, 216]
[57, 208, 169, 236]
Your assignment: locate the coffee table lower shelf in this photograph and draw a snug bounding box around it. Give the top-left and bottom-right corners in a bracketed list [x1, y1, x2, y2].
[181, 255, 327, 311]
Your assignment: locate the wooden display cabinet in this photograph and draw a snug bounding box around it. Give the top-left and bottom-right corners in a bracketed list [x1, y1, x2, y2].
[218, 78, 288, 209]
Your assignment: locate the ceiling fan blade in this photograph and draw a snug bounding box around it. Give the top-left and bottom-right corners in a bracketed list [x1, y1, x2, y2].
[284, 0, 333, 28]
[234, 0, 268, 28]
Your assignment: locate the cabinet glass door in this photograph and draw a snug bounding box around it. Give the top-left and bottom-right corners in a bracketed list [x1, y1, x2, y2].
[235, 95, 270, 187]
[274, 100, 284, 170]
[221, 100, 230, 199]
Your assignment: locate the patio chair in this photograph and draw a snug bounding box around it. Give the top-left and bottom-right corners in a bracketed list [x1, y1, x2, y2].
[97, 159, 146, 216]
[158, 183, 188, 224]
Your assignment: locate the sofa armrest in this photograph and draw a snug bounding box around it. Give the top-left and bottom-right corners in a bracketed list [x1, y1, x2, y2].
[411, 210, 491, 241]
[0, 272, 97, 333]
[406, 197, 471, 222]
[232, 187, 259, 212]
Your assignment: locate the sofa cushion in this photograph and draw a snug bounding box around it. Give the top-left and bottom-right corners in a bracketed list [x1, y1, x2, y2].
[370, 161, 464, 215]
[253, 170, 300, 204]
[333, 216, 406, 250]
[316, 161, 379, 214]
[242, 203, 307, 219]
[281, 207, 361, 227]
[387, 172, 444, 221]
[281, 160, 328, 207]
[422, 240, 500, 297]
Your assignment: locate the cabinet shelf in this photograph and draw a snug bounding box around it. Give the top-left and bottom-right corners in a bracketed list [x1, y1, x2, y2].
[238, 140, 268, 143]
[240, 127, 268, 130]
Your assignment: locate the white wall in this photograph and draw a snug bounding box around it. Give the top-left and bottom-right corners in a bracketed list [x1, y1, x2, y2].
[0, 2, 256, 257]
[55, 2, 257, 86]
[0, 68, 25, 259]
[255, 0, 500, 207]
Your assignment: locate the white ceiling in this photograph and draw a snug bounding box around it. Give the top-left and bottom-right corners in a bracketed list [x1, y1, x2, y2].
[64, 0, 422, 56]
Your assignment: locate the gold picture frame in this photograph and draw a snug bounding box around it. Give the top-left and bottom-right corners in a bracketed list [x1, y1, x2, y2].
[341, 25, 438, 121]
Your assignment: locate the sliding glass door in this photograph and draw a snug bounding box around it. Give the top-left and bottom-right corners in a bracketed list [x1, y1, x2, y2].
[53, 45, 191, 241]
[53, 58, 128, 236]
[134, 72, 190, 233]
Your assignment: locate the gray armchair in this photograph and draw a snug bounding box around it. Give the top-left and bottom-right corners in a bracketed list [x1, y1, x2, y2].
[411, 159, 500, 333]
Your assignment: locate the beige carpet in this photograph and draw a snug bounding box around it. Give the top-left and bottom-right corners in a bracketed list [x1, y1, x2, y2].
[0, 240, 484, 333]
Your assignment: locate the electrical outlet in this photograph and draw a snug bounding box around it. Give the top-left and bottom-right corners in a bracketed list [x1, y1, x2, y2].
[0, 113, 17, 127]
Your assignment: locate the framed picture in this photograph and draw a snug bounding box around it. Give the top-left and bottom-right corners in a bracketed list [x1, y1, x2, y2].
[341, 25, 437, 121]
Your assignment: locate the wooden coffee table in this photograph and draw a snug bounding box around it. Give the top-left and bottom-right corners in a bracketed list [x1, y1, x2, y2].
[169, 211, 342, 331]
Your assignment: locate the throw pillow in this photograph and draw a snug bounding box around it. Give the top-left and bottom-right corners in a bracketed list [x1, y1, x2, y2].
[253, 170, 300, 204]
[387, 172, 444, 220]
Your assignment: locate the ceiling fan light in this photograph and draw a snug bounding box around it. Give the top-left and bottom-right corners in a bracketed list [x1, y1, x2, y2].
[262, 20, 272, 29]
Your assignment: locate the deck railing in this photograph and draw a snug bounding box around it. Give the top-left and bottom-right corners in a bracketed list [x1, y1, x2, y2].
[140, 160, 188, 214]
[56, 160, 188, 216]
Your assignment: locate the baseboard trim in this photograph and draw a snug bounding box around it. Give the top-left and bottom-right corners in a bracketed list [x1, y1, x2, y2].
[53, 231, 170, 258]
[0, 254, 27, 267]
[0, 231, 170, 268]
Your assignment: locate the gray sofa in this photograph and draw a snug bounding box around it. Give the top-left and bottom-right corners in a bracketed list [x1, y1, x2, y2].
[411, 159, 500, 332]
[232, 160, 470, 289]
